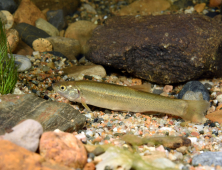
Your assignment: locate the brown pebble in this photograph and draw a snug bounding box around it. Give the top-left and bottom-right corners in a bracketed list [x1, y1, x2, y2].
[205, 110, 222, 123]
[83, 162, 96, 170]
[209, 0, 222, 7]
[6, 29, 19, 53]
[40, 131, 87, 169]
[194, 3, 206, 13]
[32, 38, 52, 52]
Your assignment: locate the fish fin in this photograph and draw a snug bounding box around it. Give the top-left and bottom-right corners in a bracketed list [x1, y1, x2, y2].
[181, 100, 210, 123]
[129, 83, 151, 93]
[81, 97, 91, 112]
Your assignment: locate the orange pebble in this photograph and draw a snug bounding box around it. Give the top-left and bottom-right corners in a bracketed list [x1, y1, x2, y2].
[132, 78, 142, 85]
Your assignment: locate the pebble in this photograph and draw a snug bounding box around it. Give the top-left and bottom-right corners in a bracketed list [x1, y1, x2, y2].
[192, 151, 222, 166]
[3, 119, 43, 152]
[0, 0, 18, 13]
[152, 157, 176, 169]
[178, 81, 210, 101]
[0, 10, 14, 30]
[216, 94, 222, 103]
[14, 0, 47, 26]
[39, 130, 87, 169]
[46, 36, 81, 60]
[35, 18, 59, 37]
[46, 9, 67, 31]
[64, 20, 97, 52]
[9, 54, 32, 72]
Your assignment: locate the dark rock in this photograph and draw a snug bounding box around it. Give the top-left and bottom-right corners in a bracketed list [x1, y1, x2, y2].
[178, 81, 210, 101]
[85, 14, 222, 84]
[206, 11, 221, 18]
[46, 51, 68, 59]
[0, 0, 18, 13]
[14, 0, 80, 15]
[47, 9, 67, 31]
[14, 23, 50, 47]
[192, 152, 222, 166]
[0, 94, 86, 135]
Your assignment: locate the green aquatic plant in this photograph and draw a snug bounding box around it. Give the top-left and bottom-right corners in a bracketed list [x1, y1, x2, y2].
[0, 19, 17, 94]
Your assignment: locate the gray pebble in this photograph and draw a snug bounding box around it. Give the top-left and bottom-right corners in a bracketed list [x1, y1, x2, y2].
[178, 81, 210, 101]
[8, 54, 32, 72]
[192, 151, 222, 166]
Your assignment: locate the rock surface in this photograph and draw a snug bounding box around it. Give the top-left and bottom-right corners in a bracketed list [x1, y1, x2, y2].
[85, 14, 222, 84]
[0, 94, 86, 135]
[15, 0, 81, 15]
[65, 20, 97, 53]
[62, 65, 106, 79]
[40, 131, 87, 169]
[46, 36, 81, 60]
[14, 0, 47, 26]
[116, 0, 170, 16]
[3, 119, 43, 152]
[0, 140, 73, 170]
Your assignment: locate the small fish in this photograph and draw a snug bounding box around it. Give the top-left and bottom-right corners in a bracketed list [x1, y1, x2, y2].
[53, 80, 210, 123]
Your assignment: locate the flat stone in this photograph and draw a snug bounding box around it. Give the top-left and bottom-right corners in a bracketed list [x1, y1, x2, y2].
[85, 14, 222, 84]
[62, 65, 106, 79]
[0, 94, 86, 135]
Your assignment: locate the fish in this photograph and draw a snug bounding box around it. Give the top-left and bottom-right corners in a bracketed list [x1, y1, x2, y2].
[52, 80, 210, 123]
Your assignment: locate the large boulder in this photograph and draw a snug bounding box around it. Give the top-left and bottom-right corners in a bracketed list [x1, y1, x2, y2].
[85, 14, 222, 84]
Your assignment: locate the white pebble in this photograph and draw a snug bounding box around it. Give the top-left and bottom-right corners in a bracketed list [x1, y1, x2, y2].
[216, 94, 222, 103]
[188, 137, 197, 143]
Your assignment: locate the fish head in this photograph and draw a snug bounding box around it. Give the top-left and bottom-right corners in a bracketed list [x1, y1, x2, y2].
[52, 81, 80, 101]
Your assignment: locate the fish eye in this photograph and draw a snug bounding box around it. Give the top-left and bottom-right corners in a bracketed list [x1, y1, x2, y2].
[60, 85, 66, 91]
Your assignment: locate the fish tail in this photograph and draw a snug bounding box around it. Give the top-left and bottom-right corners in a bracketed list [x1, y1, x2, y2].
[181, 100, 210, 123]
